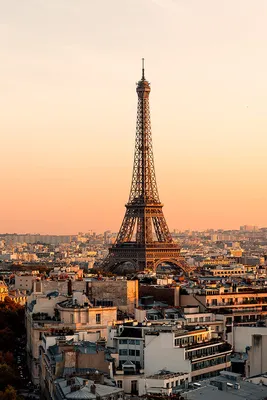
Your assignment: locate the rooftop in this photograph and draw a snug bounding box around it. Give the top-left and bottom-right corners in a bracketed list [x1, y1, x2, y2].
[119, 327, 143, 338]
[57, 299, 116, 310]
[147, 371, 189, 380]
[55, 377, 122, 400]
[182, 372, 267, 400]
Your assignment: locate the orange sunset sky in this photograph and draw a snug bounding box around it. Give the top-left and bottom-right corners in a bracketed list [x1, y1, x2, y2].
[1, 0, 267, 234]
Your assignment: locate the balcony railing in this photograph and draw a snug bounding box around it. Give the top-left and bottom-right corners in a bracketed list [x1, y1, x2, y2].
[32, 312, 61, 322]
[187, 343, 232, 361]
[207, 301, 267, 307]
[177, 338, 225, 350]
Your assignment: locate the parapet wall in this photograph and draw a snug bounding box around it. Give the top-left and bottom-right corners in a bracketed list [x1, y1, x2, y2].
[40, 279, 138, 314]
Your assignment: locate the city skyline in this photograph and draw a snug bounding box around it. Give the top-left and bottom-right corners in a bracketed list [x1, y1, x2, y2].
[2, 1, 267, 234]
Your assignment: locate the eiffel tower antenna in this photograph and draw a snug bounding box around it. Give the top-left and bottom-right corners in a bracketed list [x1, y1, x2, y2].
[142, 58, 145, 80]
[103, 62, 193, 274]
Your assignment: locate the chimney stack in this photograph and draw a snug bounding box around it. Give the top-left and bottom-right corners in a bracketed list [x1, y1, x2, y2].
[90, 384, 96, 394]
[68, 279, 72, 296]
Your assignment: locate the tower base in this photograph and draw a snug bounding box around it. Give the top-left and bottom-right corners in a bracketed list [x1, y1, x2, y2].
[102, 242, 193, 275]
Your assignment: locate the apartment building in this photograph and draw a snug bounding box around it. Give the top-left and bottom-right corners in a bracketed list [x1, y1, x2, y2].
[49, 265, 83, 281]
[181, 285, 267, 335]
[109, 322, 231, 393]
[208, 265, 245, 277]
[144, 326, 232, 382]
[183, 306, 224, 335]
[39, 278, 138, 314]
[15, 273, 34, 291]
[138, 371, 190, 396]
[39, 334, 116, 398]
[135, 303, 224, 336]
[26, 287, 117, 385]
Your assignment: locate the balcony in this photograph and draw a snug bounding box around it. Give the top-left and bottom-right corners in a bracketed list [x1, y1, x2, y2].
[184, 338, 225, 350]
[188, 343, 232, 362]
[32, 312, 61, 322]
[207, 301, 267, 308]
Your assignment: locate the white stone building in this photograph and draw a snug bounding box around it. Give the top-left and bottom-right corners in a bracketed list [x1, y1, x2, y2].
[26, 283, 117, 385]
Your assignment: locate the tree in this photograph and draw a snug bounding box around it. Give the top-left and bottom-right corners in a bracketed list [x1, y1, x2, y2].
[0, 352, 14, 366]
[0, 385, 23, 400]
[0, 364, 18, 391]
[0, 329, 15, 353]
[0, 298, 25, 393]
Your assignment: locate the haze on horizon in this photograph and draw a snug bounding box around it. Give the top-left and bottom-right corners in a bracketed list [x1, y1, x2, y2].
[1, 0, 267, 235]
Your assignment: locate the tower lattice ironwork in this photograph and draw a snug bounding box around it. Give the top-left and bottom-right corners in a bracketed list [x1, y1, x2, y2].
[104, 61, 192, 274]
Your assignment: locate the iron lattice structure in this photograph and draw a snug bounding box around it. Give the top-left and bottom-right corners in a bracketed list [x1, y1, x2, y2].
[105, 62, 192, 274]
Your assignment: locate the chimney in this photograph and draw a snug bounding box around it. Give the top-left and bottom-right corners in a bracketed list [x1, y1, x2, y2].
[68, 279, 72, 296]
[86, 281, 89, 297]
[90, 384, 96, 394]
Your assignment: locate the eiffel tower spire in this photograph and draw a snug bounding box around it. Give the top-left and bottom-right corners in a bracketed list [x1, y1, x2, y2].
[104, 61, 192, 273]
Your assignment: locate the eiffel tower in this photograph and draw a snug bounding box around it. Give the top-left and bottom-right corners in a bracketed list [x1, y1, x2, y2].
[105, 61, 191, 274]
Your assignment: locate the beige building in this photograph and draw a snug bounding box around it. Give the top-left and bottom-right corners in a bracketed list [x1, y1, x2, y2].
[26, 284, 117, 385]
[49, 265, 83, 280]
[39, 278, 138, 314]
[181, 286, 267, 337]
[183, 307, 224, 334]
[208, 265, 245, 277]
[39, 335, 117, 398]
[15, 274, 34, 291]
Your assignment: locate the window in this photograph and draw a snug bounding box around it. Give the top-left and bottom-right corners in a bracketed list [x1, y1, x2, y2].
[119, 339, 127, 345]
[131, 380, 138, 394]
[129, 350, 135, 356]
[117, 381, 122, 388]
[96, 313, 101, 324]
[136, 350, 140, 356]
[119, 349, 127, 356]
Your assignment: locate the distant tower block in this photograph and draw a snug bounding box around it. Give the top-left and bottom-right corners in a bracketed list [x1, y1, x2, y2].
[104, 61, 193, 274]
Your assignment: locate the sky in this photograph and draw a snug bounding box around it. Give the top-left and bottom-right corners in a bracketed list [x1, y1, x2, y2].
[1, 0, 267, 234]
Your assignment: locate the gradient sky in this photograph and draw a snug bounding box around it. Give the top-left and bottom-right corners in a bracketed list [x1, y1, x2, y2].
[1, 0, 267, 234]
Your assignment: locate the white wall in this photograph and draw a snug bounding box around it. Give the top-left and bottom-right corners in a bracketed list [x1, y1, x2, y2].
[228, 326, 267, 352]
[15, 275, 34, 290]
[144, 333, 190, 375]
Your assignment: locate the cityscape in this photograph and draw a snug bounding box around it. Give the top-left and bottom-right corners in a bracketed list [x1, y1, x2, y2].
[1, 1, 267, 400]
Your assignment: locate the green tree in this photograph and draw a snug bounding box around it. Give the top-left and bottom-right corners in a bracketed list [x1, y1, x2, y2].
[0, 385, 23, 400]
[0, 364, 18, 391]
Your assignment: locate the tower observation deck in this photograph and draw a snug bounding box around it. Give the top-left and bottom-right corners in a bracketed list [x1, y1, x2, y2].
[103, 61, 192, 274]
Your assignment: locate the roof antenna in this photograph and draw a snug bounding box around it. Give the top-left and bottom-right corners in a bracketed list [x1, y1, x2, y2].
[142, 58, 145, 80]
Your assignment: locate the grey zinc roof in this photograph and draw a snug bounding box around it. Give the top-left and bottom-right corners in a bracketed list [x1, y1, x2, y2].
[56, 376, 123, 400]
[184, 381, 267, 400]
[66, 387, 95, 399]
